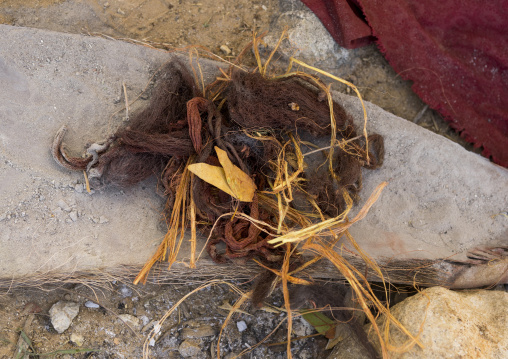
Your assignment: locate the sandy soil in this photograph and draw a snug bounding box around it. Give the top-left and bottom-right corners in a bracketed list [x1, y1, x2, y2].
[0, 0, 484, 358]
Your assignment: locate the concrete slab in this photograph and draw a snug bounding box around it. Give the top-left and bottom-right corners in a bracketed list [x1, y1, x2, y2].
[0, 25, 506, 288]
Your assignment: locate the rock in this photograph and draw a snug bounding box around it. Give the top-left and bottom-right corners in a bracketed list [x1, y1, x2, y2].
[178, 339, 202, 357]
[236, 320, 247, 332]
[84, 300, 100, 309]
[49, 301, 80, 334]
[70, 333, 84, 346]
[57, 200, 71, 212]
[265, 10, 350, 71]
[68, 211, 78, 222]
[118, 314, 141, 330]
[292, 317, 313, 337]
[219, 44, 231, 55]
[119, 285, 133, 297]
[99, 216, 109, 224]
[181, 325, 216, 339]
[329, 287, 508, 358]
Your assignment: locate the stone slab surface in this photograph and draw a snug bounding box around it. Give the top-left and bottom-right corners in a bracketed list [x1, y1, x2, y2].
[0, 25, 506, 283]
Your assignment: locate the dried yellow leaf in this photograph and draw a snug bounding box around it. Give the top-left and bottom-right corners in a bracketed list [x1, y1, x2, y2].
[187, 147, 257, 202]
[215, 146, 257, 202]
[187, 163, 236, 198]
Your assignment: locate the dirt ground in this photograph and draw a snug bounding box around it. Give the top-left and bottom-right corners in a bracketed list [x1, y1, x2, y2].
[0, 0, 480, 358]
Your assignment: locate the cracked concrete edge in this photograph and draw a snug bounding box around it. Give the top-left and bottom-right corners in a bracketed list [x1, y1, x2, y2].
[0, 25, 507, 286]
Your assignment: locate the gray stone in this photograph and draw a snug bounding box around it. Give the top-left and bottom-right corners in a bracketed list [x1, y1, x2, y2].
[68, 211, 78, 222]
[49, 301, 80, 333]
[178, 339, 202, 358]
[329, 287, 508, 358]
[265, 10, 350, 71]
[57, 199, 71, 212]
[292, 317, 313, 337]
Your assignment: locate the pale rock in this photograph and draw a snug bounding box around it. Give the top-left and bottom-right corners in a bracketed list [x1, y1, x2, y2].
[181, 325, 216, 339]
[57, 199, 71, 212]
[329, 287, 508, 359]
[219, 45, 231, 55]
[68, 211, 78, 222]
[70, 332, 84, 346]
[293, 317, 313, 337]
[118, 314, 141, 330]
[265, 10, 349, 71]
[178, 339, 202, 358]
[49, 301, 80, 333]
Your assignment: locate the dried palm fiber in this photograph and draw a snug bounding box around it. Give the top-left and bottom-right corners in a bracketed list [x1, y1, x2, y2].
[52, 58, 384, 264]
[224, 70, 384, 216]
[53, 58, 388, 358]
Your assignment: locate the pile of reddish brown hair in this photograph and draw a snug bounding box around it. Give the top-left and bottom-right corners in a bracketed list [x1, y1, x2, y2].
[53, 59, 383, 265]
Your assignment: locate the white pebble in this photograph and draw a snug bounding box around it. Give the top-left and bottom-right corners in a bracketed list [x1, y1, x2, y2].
[84, 300, 100, 309]
[236, 320, 247, 332]
[119, 285, 133, 297]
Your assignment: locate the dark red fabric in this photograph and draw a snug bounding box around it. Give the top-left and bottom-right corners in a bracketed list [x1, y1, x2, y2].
[301, 0, 373, 48]
[301, 0, 508, 167]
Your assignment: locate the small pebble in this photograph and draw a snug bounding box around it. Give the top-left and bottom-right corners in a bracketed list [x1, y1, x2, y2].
[236, 320, 247, 332]
[178, 340, 201, 358]
[118, 314, 141, 329]
[139, 315, 150, 327]
[49, 301, 80, 334]
[74, 183, 84, 193]
[99, 216, 109, 224]
[69, 211, 78, 222]
[57, 200, 71, 212]
[119, 285, 133, 298]
[220, 45, 231, 55]
[181, 325, 216, 338]
[70, 333, 84, 346]
[84, 300, 100, 309]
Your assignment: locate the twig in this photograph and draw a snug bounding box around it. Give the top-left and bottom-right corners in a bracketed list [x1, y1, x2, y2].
[412, 104, 428, 124]
[123, 82, 129, 121]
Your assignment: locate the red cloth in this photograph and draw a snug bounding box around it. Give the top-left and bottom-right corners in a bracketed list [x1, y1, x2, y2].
[302, 0, 508, 167]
